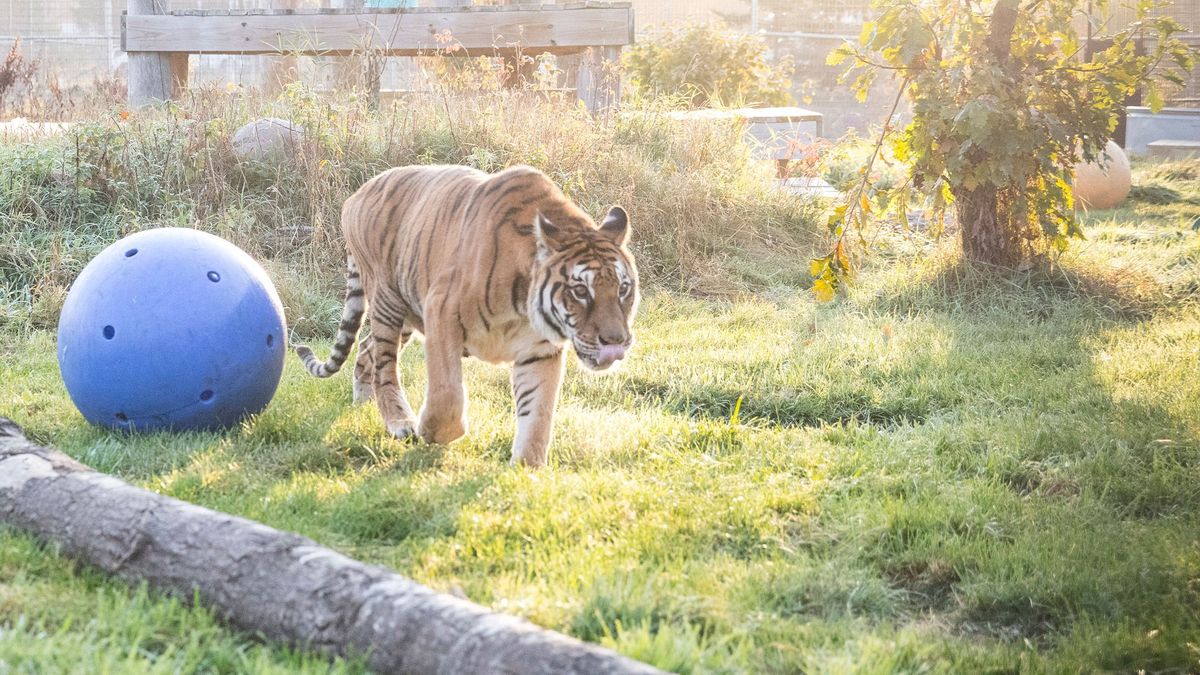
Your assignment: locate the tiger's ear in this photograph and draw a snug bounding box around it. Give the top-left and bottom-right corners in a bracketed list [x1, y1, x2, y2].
[534, 212, 570, 251]
[598, 206, 630, 246]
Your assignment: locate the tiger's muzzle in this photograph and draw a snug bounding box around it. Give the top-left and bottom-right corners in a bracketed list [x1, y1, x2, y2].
[575, 336, 632, 371]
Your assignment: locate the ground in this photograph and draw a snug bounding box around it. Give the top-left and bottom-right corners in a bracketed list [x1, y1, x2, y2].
[1, 99, 1199, 672]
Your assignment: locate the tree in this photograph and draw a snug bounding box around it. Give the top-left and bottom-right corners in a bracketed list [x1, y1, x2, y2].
[814, 0, 1192, 283]
[623, 23, 794, 108]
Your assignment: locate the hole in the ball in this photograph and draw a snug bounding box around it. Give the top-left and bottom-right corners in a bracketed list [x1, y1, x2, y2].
[266, 334, 274, 347]
[115, 412, 128, 422]
[124, 248, 138, 257]
[200, 389, 214, 402]
[102, 325, 115, 340]
[207, 271, 221, 283]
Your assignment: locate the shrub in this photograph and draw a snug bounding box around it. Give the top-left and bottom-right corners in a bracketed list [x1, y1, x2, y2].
[624, 23, 794, 108]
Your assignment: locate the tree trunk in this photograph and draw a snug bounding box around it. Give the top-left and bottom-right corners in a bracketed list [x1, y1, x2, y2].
[0, 418, 664, 675]
[956, 0, 1024, 266]
[955, 186, 1023, 267]
[986, 0, 1020, 63]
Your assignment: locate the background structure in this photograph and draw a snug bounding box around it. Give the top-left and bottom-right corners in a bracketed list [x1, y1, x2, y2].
[2, 0, 1197, 134]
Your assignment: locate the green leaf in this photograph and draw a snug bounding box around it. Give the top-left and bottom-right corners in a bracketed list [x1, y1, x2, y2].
[1146, 85, 1165, 114]
[827, 205, 848, 234]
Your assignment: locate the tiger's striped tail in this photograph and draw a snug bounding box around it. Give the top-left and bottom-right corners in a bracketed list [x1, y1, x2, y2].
[294, 255, 366, 378]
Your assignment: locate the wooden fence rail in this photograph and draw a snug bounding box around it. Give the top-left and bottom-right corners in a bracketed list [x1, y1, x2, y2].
[122, 2, 633, 113]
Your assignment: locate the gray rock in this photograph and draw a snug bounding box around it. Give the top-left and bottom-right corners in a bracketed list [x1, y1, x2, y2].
[231, 117, 304, 163]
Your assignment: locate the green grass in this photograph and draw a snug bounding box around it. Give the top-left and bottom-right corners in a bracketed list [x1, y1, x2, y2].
[4, 226, 1200, 671]
[2, 90, 1200, 671]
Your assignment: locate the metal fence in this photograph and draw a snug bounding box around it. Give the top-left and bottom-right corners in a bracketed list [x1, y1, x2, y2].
[2, 0, 124, 81]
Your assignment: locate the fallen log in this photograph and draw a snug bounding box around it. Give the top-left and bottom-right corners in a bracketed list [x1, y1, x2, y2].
[0, 418, 664, 674]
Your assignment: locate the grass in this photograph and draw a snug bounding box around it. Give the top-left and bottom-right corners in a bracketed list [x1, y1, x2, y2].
[2, 90, 1200, 672]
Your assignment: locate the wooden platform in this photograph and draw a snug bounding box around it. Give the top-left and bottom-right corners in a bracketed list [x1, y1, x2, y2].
[123, 2, 634, 57]
[1147, 139, 1200, 160]
[666, 107, 825, 161]
[122, 1, 632, 112]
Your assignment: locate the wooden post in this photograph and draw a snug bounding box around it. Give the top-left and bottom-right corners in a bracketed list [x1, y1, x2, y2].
[577, 45, 622, 114]
[329, 0, 383, 105]
[491, 0, 536, 89]
[264, 0, 300, 96]
[126, 0, 187, 106]
[105, 0, 115, 72]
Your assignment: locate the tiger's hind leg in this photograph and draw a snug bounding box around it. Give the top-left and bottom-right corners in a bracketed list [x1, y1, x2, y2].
[352, 334, 375, 404]
[368, 298, 418, 439]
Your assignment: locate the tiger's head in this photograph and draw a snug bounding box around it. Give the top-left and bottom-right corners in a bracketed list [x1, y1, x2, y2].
[529, 206, 639, 372]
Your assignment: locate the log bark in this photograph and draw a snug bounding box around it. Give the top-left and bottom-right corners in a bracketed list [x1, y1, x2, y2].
[0, 418, 665, 675]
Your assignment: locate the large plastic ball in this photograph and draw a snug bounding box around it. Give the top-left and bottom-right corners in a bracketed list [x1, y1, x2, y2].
[57, 228, 287, 431]
[1074, 140, 1132, 210]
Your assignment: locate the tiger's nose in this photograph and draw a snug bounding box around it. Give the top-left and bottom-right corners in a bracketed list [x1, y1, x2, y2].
[599, 331, 627, 346]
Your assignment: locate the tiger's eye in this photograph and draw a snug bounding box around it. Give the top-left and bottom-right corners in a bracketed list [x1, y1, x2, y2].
[571, 286, 590, 300]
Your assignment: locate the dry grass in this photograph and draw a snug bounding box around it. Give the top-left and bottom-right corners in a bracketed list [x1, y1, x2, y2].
[0, 83, 822, 334]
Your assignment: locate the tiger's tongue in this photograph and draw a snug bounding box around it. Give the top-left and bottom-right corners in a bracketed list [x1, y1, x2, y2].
[595, 344, 627, 367]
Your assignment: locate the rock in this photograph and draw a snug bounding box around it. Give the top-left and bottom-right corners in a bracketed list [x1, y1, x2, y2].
[1074, 140, 1131, 210]
[231, 117, 304, 163]
[0, 118, 70, 140]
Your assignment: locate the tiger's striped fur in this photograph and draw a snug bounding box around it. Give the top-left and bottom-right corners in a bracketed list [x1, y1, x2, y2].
[294, 164, 639, 466]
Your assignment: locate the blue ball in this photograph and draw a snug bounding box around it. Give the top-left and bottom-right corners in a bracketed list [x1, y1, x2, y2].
[57, 228, 287, 431]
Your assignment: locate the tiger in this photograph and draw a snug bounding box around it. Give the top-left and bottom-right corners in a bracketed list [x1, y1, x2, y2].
[294, 164, 639, 467]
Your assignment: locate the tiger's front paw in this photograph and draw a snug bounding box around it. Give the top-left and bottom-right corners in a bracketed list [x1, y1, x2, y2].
[385, 418, 416, 440]
[509, 443, 548, 468]
[417, 410, 467, 445]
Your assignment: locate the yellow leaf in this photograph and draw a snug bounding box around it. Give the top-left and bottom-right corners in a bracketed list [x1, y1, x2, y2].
[813, 277, 835, 302]
[810, 257, 827, 278]
[826, 45, 850, 67]
[858, 21, 876, 47]
[835, 240, 852, 275]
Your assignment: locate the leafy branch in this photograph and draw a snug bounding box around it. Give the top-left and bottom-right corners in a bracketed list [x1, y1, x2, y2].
[809, 76, 910, 302]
